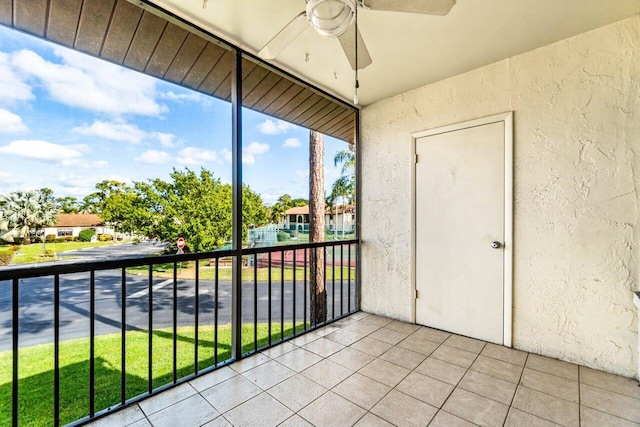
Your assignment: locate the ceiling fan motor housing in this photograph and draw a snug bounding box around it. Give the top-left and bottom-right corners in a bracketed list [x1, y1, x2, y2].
[306, 0, 356, 38]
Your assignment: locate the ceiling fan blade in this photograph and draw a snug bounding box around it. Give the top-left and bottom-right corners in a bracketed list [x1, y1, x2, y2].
[338, 26, 372, 70]
[364, 0, 456, 15]
[258, 12, 309, 60]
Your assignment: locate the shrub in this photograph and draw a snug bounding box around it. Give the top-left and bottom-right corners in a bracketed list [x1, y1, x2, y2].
[78, 229, 95, 242]
[98, 234, 114, 241]
[0, 247, 14, 265]
[45, 234, 56, 242]
[277, 231, 289, 242]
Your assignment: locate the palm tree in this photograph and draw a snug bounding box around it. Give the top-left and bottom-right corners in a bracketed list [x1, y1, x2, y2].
[268, 203, 286, 225]
[331, 149, 355, 206]
[330, 149, 355, 238]
[0, 190, 58, 245]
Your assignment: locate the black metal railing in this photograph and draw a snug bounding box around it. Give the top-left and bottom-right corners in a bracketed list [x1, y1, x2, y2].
[0, 239, 358, 426]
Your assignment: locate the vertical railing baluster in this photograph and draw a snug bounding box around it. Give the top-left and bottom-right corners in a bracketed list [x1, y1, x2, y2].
[280, 250, 284, 340]
[268, 252, 272, 345]
[348, 244, 351, 313]
[148, 265, 153, 394]
[355, 242, 360, 311]
[214, 258, 219, 366]
[90, 270, 95, 416]
[54, 274, 59, 427]
[253, 254, 257, 351]
[292, 249, 297, 336]
[332, 245, 335, 320]
[324, 247, 329, 324]
[195, 259, 199, 375]
[12, 277, 18, 427]
[172, 263, 177, 383]
[303, 248, 307, 330]
[340, 244, 344, 316]
[121, 269, 126, 405]
[311, 248, 316, 328]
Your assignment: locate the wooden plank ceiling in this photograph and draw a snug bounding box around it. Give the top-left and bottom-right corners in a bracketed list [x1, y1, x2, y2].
[0, 0, 356, 144]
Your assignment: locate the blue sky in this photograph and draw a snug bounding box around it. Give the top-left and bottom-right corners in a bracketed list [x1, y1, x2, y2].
[0, 25, 348, 205]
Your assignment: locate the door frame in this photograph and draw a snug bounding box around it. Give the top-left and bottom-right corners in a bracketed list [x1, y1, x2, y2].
[410, 112, 514, 347]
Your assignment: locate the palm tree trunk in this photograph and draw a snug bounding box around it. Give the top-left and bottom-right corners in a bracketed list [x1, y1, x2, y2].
[309, 130, 326, 326]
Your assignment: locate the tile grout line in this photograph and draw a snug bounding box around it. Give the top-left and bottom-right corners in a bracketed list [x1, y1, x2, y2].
[260, 319, 374, 426]
[502, 351, 530, 427]
[285, 319, 420, 426]
[434, 340, 488, 426]
[348, 321, 440, 426]
[578, 376, 640, 402]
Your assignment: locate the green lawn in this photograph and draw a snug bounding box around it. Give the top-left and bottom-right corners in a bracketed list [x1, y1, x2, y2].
[128, 263, 355, 282]
[0, 323, 300, 426]
[7, 241, 119, 264]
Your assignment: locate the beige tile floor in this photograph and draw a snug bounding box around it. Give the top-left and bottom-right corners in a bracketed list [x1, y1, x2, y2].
[88, 312, 640, 427]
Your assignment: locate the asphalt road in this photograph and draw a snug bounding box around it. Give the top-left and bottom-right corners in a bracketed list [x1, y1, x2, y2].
[57, 240, 168, 262]
[0, 246, 355, 350]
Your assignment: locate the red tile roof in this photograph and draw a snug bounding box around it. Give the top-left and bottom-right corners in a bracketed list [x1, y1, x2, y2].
[54, 213, 104, 228]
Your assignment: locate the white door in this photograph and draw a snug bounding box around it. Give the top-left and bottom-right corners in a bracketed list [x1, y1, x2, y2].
[414, 117, 510, 345]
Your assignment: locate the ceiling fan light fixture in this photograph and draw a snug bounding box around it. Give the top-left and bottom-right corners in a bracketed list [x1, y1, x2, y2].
[306, 0, 356, 38]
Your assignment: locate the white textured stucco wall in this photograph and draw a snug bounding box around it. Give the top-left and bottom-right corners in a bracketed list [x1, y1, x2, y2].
[361, 15, 640, 378]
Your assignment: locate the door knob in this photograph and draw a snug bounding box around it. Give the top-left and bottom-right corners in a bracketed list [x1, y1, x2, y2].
[491, 241, 502, 249]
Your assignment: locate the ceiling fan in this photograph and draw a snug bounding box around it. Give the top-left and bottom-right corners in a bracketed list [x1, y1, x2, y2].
[258, 0, 456, 70]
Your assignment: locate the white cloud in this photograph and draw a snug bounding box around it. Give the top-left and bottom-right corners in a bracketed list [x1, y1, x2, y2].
[218, 143, 270, 165]
[0, 108, 28, 133]
[155, 132, 178, 148]
[0, 171, 17, 185]
[257, 119, 294, 135]
[177, 146, 218, 165]
[73, 120, 147, 143]
[0, 140, 83, 161]
[73, 120, 179, 147]
[282, 137, 301, 148]
[11, 48, 165, 116]
[0, 52, 33, 104]
[56, 173, 101, 190]
[220, 148, 232, 164]
[135, 149, 172, 164]
[92, 160, 110, 169]
[243, 142, 269, 165]
[56, 173, 132, 196]
[59, 158, 109, 169]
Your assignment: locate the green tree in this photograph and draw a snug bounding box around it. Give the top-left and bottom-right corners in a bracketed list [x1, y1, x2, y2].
[268, 203, 287, 224]
[0, 190, 58, 244]
[134, 168, 267, 252]
[268, 194, 308, 224]
[56, 196, 80, 213]
[83, 180, 146, 234]
[330, 149, 355, 205]
[290, 197, 308, 207]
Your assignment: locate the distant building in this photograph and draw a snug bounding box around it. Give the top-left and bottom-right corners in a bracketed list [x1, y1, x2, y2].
[42, 213, 115, 238]
[278, 205, 355, 234]
[279, 206, 310, 232]
[326, 205, 356, 234]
